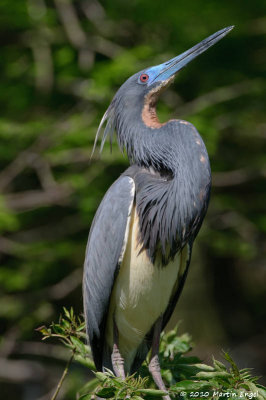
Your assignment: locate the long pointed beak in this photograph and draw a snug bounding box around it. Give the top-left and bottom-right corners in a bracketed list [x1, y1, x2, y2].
[149, 26, 234, 86]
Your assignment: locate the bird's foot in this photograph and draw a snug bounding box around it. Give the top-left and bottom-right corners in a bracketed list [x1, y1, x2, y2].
[111, 343, 126, 380]
[149, 354, 171, 400]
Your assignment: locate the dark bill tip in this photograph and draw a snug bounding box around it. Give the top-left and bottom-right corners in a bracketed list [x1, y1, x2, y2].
[150, 26, 234, 85]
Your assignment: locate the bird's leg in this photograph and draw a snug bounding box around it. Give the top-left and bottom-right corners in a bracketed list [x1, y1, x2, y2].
[149, 317, 171, 400]
[111, 317, 126, 379]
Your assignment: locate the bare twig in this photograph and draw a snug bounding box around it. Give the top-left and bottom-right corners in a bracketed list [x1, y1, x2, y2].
[51, 352, 74, 400]
[37, 386, 66, 400]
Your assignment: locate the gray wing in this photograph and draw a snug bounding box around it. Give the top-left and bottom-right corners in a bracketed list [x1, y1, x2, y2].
[83, 175, 135, 371]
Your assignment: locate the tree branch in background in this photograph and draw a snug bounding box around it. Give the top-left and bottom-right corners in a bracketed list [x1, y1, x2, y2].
[0, 138, 52, 192]
[54, 0, 94, 70]
[54, 0, 87, 48]
[11, 214, 86, 243]
[81, 0, 106, 25]
[30, 155, 58, 190]
[46, 268, 82, 300]
[178, 79, 263, 117]
[5, 185, 72, 211]
[31, 39, 54, 93]
[0, 357, 46, 383]
[0, 102, 85, 192]
[212, 167, 266, 187]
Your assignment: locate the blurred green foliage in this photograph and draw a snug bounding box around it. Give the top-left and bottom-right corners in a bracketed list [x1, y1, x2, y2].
[0, 0, 265, 399]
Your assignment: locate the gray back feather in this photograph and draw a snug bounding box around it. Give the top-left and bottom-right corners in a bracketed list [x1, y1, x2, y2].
[83, 175, 135, 370]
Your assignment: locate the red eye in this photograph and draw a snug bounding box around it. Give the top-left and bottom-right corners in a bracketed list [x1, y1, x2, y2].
[140, 73, 149, 82]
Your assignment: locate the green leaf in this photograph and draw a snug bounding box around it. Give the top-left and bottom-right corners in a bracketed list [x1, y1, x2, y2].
[70, 336, 86, 354]
[70, 307, 74, 319]
[257, 385, 266, 397]
[36, 326, 51, 336]
[78, 395, 91, 400]
[177, 356, 201, 364]
[257, 387, 266, 400]
[213, 358, 227, 371]
[193, 363, 215, 371]
[77, 322, 86, 331]
[195, 371, 231, 379]
[63, 307, 70, 319]
[115, 387, 128, 398]
[52, 324, 65, 335]
[74, 354, 96, 370]
[171, 380, 211, 392]
[61, 318, 71, 329]
[95, 372, 108, 382]
[136, 388, 168, 396]
[96, 387, 116, 398]
[78, 377, 99, 396]
[223, 352, 240, 379]
[243, 381, 263, 394]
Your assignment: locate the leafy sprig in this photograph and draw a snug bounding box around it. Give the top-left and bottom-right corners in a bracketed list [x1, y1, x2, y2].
[37, 309, 266, 400]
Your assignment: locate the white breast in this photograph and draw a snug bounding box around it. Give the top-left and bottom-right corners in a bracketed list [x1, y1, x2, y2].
[105, 206, 187, 372]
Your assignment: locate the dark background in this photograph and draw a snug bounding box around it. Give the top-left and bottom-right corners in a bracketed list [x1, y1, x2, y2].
[0, 1, 265, 399]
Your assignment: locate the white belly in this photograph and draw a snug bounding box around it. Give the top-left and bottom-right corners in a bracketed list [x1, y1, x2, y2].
[105, 206, 183, 371]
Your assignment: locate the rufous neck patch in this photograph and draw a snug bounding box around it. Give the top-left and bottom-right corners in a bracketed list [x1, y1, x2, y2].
[142, 99, 162, 128]
[141, 77, 174, 129]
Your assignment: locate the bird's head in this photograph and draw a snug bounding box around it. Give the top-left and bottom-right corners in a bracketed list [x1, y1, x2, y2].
[93, 26, 234, 160]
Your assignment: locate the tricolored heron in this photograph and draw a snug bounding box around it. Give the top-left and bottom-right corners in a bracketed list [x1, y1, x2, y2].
[83, 26, 233, 398]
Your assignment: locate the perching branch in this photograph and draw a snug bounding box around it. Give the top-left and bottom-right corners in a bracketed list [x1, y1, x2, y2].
[37, 309, 266, 400]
